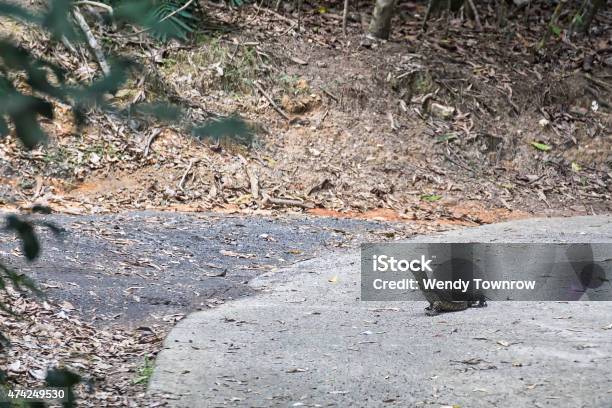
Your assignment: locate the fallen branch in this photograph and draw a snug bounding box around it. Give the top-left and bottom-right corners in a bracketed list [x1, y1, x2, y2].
[75, 1, 114, 14]
[72, 7, 110, 76]
[585, 73, 612, 92]
[315, 109, 329, 129]
[143, 128, 162, 157]
[262, 193, 314, 209]
[253, 81, 290, 120]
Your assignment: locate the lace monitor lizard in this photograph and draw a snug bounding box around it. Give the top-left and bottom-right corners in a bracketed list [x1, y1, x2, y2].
[411, 269, 487, 316]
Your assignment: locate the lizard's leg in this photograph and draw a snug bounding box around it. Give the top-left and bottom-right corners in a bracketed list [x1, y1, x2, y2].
[425, 307, 440, 316]
[434, 300, 468, 313]
[468, 294, 488, 308]
[475, 295, 487, 307]
[424, 301, 439, 316]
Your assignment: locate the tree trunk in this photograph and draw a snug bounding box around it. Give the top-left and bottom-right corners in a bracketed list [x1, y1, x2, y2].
[368, 0, 397, 39]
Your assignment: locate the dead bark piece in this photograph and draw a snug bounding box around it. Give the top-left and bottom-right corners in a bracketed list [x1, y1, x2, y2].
[143, 128, 162, 157]
[254, 81, 290, 121]
[496, 0, 508, 29]
[72, 7, 110, 76]
[430, 103, 455, 120]
[368, 0, 396, 40]
[245, 164, 260, 200]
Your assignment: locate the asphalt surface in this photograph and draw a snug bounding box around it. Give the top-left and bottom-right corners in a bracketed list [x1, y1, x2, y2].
[149, 215, 612, 407]
[0, 211, 411, 326]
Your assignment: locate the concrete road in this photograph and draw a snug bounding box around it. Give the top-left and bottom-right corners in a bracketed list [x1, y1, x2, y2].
[149, 216, 612, 407]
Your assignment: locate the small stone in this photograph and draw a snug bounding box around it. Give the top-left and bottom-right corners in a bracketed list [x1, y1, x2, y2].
[429, 103, 455, 120]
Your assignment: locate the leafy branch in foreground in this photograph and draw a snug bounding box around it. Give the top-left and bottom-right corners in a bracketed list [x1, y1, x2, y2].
[0, 0, 252, 151]
[0, 0, 251, 404]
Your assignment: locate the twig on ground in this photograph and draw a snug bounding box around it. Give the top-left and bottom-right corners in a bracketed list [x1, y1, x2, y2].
[72, 7, 110, 75]
[179, 159, 198, 191]
[61, 36, 78, 54]
[143, 128, 162, 157]
[245, 163, 260, 200]
[253, 4, 297, 25]
[320, 87, 339, 102]
[253, 81, 290, 121]
[444, 152, 473, 174]
[503, 83, 520, 115]
[466, 0, 482, 31]
[585, 73, 612, 92]
[316, 109, 329, 129]
[342, 0, 349, 35]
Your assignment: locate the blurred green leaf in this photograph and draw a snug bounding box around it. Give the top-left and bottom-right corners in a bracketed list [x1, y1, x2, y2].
[192, 116, 253, 145]
[0, 116, 8, 137]
[46, 368, 81, 408]
[551, 24, 561, 36]
[573, 14, 584, 25]
[420, 193, 442, 202]
[0, 262, 41, 295]
[0, 0, 42, 24]
[5, 215, 40, 260]
[435, 133, 458, 143]
[130, 102, 183, 122]
[43, 0, 77, 41]
[531, 141, 552, 151]
[31, 205, 52, 214]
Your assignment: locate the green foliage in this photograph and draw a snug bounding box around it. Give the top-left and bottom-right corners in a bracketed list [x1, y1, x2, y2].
[0, 0, 251, 404]
[46, 368, 81, 407]
[531, 141, 552, 151]
[435, 133, 458, 143]
[550, 24, 561, 37]
[420, 193, 443, 202]
[149, 0, 198, 41]
[228, 0, 247, 7]
[0, 0, 251, 151]
[193, 115, 254, 146]
[133, 357, 154, 385]
[105, 0, 199, 41]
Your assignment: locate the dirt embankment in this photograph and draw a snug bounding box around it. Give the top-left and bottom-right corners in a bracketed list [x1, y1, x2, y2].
[0, 1, 610, 224]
